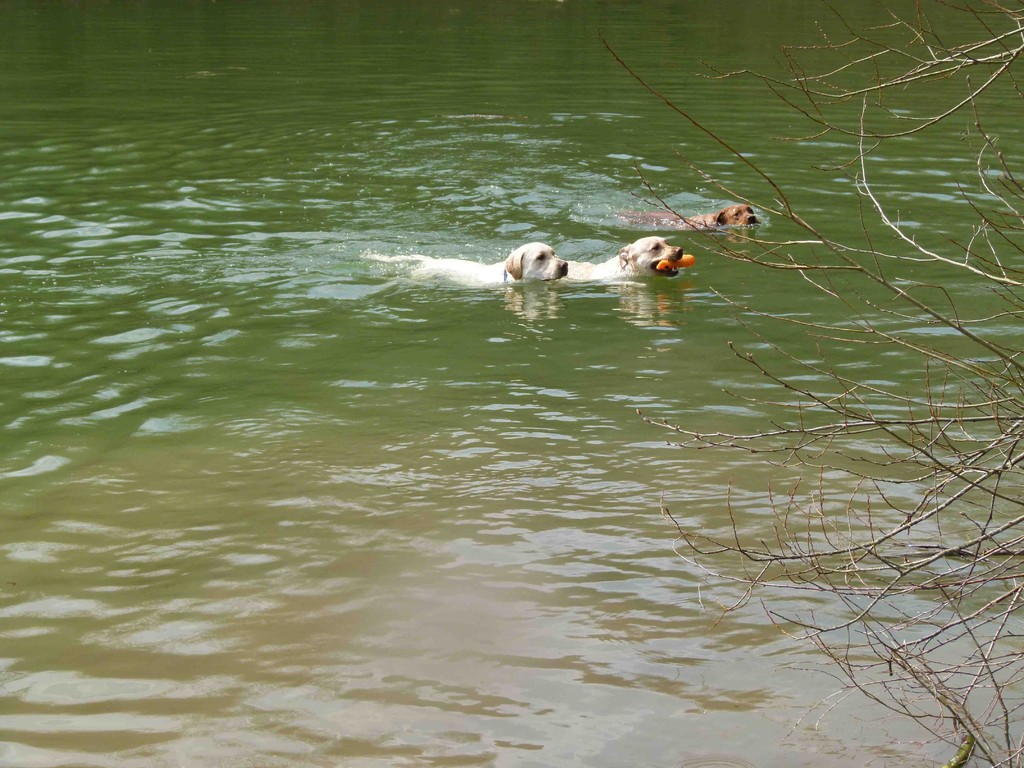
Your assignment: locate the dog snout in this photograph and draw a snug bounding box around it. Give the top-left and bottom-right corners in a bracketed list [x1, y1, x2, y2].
[557, 260, 568, 278]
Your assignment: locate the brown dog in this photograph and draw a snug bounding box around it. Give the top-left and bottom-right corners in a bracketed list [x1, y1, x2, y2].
[620, 203, 759, 230]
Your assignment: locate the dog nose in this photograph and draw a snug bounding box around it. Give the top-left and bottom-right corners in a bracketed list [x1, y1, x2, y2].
[558, 262, 568, 277]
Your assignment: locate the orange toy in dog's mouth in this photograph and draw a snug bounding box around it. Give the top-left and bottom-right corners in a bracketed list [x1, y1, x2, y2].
[655, 253, 696, 272]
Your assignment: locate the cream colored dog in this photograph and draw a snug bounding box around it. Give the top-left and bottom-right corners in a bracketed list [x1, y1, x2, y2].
[565, 236, 694, 281]
[383, 242, 568, 285]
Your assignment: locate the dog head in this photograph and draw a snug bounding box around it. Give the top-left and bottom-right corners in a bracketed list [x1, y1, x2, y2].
[504, 242, 569, 281]
[618, 236, 694, 277]
[715, 204, 759, 227]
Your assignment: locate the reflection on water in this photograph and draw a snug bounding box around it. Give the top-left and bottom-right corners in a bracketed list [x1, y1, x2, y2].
[0, 413, 801, 766]
[482, 279, 699, 327]
[0, 1, 970, 766]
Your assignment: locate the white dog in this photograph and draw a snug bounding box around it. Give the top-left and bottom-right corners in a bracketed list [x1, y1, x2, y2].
[373, 242, 567, 285]
[565, 236, 695, 281]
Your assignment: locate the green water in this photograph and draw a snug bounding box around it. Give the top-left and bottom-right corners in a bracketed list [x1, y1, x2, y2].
[0, 2, 1011, 766]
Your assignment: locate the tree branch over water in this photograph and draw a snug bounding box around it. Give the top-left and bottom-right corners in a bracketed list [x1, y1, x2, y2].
[616, 2, 1024, 764]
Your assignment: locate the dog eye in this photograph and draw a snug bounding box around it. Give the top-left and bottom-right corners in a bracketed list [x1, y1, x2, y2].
[536, 253, 546, 260]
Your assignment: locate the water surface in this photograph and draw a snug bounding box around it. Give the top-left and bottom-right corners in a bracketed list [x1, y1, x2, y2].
[0, 2, 1003, 766]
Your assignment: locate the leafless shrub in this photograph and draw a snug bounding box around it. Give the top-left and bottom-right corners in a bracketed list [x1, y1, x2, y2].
[613, 3, 1024, 764]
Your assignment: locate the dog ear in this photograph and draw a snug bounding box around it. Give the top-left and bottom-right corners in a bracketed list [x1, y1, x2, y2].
[716, 208, 731, 225]
[504, 248, 524, 281]
[618, 244, 632, 269]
